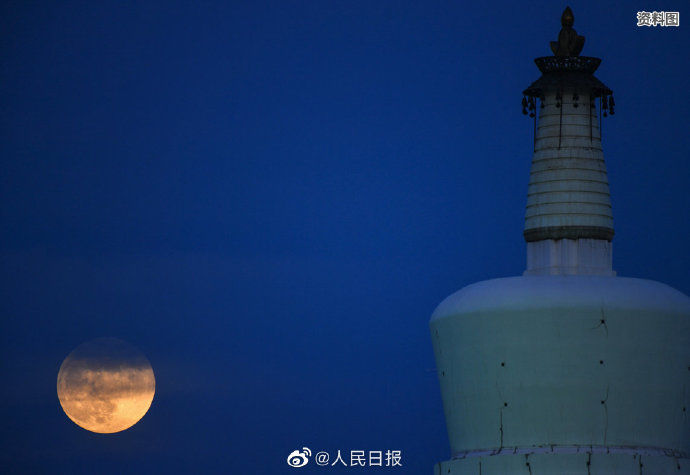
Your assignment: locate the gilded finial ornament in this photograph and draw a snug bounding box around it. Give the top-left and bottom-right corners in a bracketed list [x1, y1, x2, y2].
[550, 7, 585, 56]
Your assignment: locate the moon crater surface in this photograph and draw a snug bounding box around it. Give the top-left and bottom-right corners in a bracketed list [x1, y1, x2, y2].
[57, 338, 155, 433]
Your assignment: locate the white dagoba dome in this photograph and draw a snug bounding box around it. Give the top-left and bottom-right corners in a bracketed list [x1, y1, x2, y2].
[430, 8, 690, 474]
[432, 276, 690, 473]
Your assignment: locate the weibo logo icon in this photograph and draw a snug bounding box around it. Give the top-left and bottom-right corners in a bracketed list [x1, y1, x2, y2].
[287, 447, 311, 468]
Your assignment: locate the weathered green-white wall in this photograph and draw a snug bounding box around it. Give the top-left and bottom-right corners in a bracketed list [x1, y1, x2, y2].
[430, 276, 690, 474]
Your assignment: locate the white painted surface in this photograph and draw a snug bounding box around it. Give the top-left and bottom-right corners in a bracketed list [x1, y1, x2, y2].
[431, 275, 690, 320]
[524, 238, 615, 275]
[525, 92, 614, 234]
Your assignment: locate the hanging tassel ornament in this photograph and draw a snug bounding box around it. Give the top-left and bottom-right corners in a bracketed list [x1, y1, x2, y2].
[602, 95, 608, 117]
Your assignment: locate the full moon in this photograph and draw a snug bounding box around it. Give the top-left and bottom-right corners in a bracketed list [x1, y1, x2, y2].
[57, 338, 155, 433]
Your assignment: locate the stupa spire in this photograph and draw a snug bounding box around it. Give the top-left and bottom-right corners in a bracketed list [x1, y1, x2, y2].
[550, 6, 585, 56]
[521, 7, 616, 275]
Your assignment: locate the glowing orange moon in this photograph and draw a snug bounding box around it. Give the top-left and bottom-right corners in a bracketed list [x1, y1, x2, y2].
[57, 338, 155, 433]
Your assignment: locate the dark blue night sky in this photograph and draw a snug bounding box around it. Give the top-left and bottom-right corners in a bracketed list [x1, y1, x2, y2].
[1, 1, 688, 473]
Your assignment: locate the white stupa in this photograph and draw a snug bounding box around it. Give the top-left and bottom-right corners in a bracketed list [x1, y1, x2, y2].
[430, 7, 690, 474]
